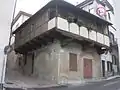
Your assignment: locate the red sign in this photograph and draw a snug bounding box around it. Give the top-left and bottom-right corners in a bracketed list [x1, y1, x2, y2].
[96, 4, 106, 17]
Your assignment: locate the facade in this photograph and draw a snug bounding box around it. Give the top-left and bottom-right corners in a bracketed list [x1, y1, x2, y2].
[7, 0, 111, 88]
[109, 32, 119, 75]
[5, 11, 32, 88]
[77, 0, 119, 77]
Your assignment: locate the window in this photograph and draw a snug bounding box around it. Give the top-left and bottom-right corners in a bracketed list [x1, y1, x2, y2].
[49, 8, 56, 20]
[89, 9, 91, 13]
[112, 55, 117, 65]
[107, 61, 112, 72]
[103, 26, 109, 35]
[97, 24, 103, 33]
[110, 32, 115, 44]
[69, 53, 77, 71]
[89, 8, 94, 14]
[108, 12, 111, 21]
[32, 53, 34, 74]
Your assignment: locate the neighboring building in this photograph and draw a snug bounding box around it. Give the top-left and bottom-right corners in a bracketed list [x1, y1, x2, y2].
[77, 0, 114, 21]
[6, 0, 111, 88]
[77, 0, 119, 77]
[109, 32, 119, 75]
[5, 11, 32, 88]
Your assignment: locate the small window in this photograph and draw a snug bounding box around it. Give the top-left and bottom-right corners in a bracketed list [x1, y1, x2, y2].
[112, 55, 117, 65]
[89, 9, 90, 13]
[108, 12, 111, 21]
[69, 53, 77, 71]
[89, 8, 94, 14]
[107, 61, 112, 71]
[110, 32, 115, 44]
[49, 8, 56, 20]
[103, 26, 109, 35]
[24, 55, 27, 65]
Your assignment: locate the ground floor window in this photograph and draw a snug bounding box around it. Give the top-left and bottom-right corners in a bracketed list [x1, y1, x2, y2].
[112, 55, 117, 65]
[102, 60, 105, 77]
[69, 53, 77, 71]
[107, 61, 112, 72]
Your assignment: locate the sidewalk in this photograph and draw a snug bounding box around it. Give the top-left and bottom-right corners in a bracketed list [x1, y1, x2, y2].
[4, 84, 67, 90]
[4, 75, 120, 90]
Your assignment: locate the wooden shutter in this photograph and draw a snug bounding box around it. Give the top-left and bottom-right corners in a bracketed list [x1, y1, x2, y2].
[69, 53, 77, 71]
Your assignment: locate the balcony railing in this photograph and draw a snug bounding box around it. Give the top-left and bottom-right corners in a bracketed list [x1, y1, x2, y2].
[49, 17, 110, 47]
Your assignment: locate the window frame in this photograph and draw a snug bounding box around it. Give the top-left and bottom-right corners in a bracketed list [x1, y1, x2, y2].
[112, 55, 117, 65]
[69, 53, 77, 72]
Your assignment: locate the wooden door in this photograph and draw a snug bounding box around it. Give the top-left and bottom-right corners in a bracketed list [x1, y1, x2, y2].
[84, 58, 92, 78]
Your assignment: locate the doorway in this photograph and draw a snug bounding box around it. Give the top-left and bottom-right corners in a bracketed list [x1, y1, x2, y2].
[84, 58, 92, 79]
[102, 60, 105, 77]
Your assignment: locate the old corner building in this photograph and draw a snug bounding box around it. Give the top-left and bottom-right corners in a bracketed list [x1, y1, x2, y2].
[6, 0, 112, 86]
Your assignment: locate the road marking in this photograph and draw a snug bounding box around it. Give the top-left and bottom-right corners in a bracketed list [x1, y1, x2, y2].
[104, 81, 119, 87]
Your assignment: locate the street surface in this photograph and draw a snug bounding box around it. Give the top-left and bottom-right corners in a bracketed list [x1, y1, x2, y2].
[37, 78, 120, 90]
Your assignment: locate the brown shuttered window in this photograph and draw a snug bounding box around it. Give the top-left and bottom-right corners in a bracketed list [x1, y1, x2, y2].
[69, 53, 77, 71]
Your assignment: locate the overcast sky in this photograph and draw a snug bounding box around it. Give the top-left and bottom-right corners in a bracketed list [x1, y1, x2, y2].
[15, 0, 84, 15]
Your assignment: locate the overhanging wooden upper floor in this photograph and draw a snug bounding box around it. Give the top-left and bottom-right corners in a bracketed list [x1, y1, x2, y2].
[13, 0, 112, 53]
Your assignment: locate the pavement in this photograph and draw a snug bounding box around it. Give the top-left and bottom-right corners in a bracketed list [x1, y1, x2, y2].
[4, 75, 120, 90]
[33, 76, 120, 90]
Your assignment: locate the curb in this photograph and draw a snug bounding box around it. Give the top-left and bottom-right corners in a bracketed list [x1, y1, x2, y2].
[4, 84, 68, 90]
[27, 85, 68, 90]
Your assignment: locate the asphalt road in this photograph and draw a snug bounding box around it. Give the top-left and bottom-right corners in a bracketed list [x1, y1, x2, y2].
[39, 78, 120, 90]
